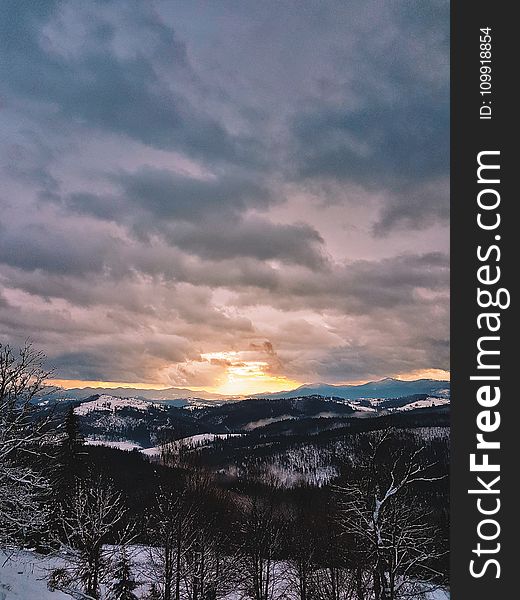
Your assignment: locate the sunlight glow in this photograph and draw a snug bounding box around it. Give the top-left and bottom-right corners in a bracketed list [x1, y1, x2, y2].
[200, 352, 301, 396]
[392, 368, 450, 381]
[48, 367, 449, 396]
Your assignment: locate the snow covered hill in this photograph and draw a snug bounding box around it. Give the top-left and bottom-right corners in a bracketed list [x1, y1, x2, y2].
[74, 394, 162, 415]
[33, 391, 450, 455]
[142, 433, 242, 457]
[392, 397, 450, 411]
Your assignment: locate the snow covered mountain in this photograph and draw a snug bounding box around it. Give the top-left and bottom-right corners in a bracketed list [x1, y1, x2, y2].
[41, 390, 450, 453]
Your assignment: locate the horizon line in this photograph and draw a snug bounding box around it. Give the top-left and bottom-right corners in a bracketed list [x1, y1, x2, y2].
[47, 370, 451, 394]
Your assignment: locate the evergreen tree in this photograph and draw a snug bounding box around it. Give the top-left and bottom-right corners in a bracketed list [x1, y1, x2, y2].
[64, 404, 83, 451]
[54, 405, 85, 496]
[108, 547, 139, 600]
[48, 405, 85, 541]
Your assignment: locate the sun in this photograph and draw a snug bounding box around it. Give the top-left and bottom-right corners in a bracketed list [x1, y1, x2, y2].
[199, 351, 301, 396]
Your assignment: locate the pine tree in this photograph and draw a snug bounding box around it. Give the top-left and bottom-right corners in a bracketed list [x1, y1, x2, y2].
[64, 404, 83, 449]
[49, 405, 85, 541]
[56, 406, 85, 490]
[108, 547, 139, 600]
[59, 404, 85, 481]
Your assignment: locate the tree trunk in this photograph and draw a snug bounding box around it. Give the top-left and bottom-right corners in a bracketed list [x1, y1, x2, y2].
[175, 517, 182, 600]
[355, 566, 364, 600]
[164, 544, 172, 600]
[373, 567, 381, 600]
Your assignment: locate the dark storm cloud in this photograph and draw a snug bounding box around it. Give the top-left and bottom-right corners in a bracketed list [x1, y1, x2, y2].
[230, 252, 449, 316]
[166, 218, 326, 267]
[289, 0, 449, 232]
[116, 168, 272, 222]
[0, 220, 113, 276]
[0, 0, 258, 166]
[60, 169, 269, 225]
[48, 336, 195, 383]
[58, 168, 326, 267]
[373, 178, 449, 234]
[293, 99, 448, 185]
[292, 100, 449, 232]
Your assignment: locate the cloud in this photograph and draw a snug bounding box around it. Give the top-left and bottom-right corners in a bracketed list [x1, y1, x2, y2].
[1, 0, 258, 166]
[114, 167, 272, 222]
[0, 0, 449, 387]
[0, 248, 448, 383]
[287, 0, 449, 232]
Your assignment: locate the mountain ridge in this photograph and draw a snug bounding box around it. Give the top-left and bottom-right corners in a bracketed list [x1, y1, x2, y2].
[254, 378, 450, 401]
[38, 377, 450, 403]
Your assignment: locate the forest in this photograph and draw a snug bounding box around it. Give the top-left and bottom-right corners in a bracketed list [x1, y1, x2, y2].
[1, 343, 449, 600]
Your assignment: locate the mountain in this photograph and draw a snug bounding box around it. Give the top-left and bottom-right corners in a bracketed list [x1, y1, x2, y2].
[192, 395, 358, 430]
[36, 390, 449, 451]
[60, 392, 448, 490]
[46, 394, 216, 447]
[37, 377, 449, 405]
[38, 385, 230, 404]
[256, 378, 450, 401]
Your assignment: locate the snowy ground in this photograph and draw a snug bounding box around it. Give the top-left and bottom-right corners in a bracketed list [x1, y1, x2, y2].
[0, 551, 70, 600]
[1, 550, 450, 600]
[142, 433, 242, 457]
[394, 397, 450, 411]
[83, 432, 243, 456]
[84, 439, 144, 451]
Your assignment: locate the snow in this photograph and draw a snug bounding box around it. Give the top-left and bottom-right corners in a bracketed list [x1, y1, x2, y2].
[83, 433, 241, 455]
[85, 438, 143, 451]
[183, 398, 226, 410]
[419, 585, 450, 599]
[349, 403, 377, 413]
[395, 397, 450, 411]
[172, 433, 241, 447]
[266, 463, 338, 487]
[142, 433, 242, 457]
[431, 590, 450, 600]
[244, 415, 294, 430]
[0, 552, 71, 600]
[140, 445, 162, 457]
[74, 395, 159, 415]
[1, 550, 449, 600]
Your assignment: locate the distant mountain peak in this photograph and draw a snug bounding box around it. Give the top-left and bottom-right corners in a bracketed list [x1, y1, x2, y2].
[256, 378, 450, 401]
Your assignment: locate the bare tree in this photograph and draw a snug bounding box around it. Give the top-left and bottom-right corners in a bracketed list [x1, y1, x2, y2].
[182, 474, 239, 600]
[337, 431, 446, 600]
[147, 488, 196, 600]
[309, 565, 353, 600]
[0, 342, 53, 547]
[238, 495, 287, 600]
[54, 479, 127, 599]
[285, 504, 317, 600]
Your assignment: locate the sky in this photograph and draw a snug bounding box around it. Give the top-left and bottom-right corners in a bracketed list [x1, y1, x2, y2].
[0, 0, 449, 396]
